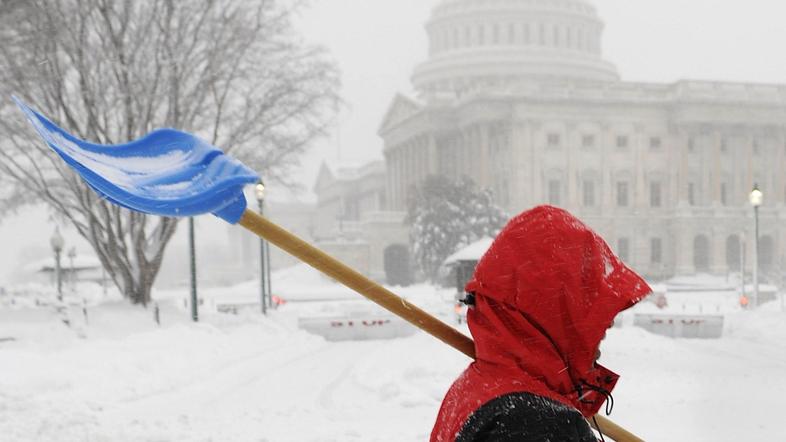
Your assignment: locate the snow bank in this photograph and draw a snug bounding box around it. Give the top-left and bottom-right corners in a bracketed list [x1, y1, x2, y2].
[2, 282, 786, 441]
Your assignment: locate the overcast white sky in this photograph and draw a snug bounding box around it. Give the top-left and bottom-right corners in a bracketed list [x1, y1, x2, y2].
[3, 0, 786, 284]
[291, 0, 786, 198]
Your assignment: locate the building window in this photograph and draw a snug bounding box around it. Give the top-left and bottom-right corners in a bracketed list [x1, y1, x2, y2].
[478, 24, 486, 45]
[694, 235, 710, 272]
[465, 26, 471, 46]
[688, 182, 696, 206]
[583, 180, 596, 207]
[617, 237, 630, 263]
[649, 137, 662, 150]
[753, 139, 760, 155]
[508, 23, 515, 44]
[548, 179, 561, 205]
[688, 137, 696, 152]
[720, 137, 728, 153]
[582, 134, 595, 149]
[493, 23, 500, 44]
[651, 238, 663, 264]
[617, 181, 629, 207]
[523, 23, 530, 44]
[650, 182, 662, 207]
[547, 133, 561, 148]
[721, 182, 729, 206]
[616, 135, 629, 149]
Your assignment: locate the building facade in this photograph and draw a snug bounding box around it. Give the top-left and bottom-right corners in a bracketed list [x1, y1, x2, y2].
[313, 161, 409, 282]
[377, 0, 786, 281]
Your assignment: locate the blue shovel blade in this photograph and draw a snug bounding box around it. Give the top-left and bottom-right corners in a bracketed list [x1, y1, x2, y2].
[13, 97, 259, 223]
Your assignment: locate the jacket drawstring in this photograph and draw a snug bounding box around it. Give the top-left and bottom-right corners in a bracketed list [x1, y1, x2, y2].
[577, 380, 615, 442]
[577, 380, 615, 416]
[592, 415, 606, 442]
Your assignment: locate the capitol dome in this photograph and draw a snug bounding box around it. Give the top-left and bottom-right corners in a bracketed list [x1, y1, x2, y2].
[412, 0, 619, 98]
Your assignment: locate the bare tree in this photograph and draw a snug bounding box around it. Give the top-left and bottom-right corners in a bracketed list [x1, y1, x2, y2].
[406, 175, 508, 283]
[0, 0, 339, 304]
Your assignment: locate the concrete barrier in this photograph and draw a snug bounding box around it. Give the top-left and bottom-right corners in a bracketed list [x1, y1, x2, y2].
[634, 313, 724, 339]
[298, 315, 418, 341]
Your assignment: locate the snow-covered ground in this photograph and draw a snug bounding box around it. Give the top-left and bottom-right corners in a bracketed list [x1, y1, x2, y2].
[2, 271, 786, 441]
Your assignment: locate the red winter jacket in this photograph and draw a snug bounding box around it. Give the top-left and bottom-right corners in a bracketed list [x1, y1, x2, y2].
[431, 206, 651, 442]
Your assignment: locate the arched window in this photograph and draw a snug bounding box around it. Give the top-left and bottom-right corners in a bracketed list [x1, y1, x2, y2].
[720, 181, 730, 206]
[539, 23, 545, 45]
[583, 180, 596, 207]
[726, 235, 741, 271]
[616, 181, 630, 207]
[582, 170, 600, 207]
[617, 237, 630, 263]
[545, 169, 565, 206]
[443, 29, 450, 51]
[649, 181, 661, 207]
[694, 235, 710, 272]
[651, 237, 663, 264]
[384, 244, 413, 286]
[548, 179, 562, 205]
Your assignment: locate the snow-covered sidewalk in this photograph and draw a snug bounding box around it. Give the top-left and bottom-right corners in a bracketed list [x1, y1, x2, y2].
[2, 291, 786, 441]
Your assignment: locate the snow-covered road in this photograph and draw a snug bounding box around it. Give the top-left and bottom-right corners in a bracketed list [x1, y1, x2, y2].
[0, 300, 465, 441]
[3, 291, 786, 441]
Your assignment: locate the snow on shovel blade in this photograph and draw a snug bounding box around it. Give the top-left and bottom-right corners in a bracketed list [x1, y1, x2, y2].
[13, 97, 259, 223]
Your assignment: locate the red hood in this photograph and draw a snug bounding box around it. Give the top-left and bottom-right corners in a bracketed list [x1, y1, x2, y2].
[465, 205, 651, 414]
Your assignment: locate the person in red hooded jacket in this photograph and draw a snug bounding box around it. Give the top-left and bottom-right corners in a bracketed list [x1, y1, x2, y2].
[431, 206, 651, 442]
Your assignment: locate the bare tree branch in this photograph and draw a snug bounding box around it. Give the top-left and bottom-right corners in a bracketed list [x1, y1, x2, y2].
[0, 0, 339, 304]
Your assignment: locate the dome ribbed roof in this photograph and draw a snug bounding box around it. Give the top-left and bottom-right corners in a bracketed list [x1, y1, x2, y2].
[413, 0, 618, 99]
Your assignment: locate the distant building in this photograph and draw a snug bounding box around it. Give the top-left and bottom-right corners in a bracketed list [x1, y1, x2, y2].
[155, 197, 318, 288]
[27, 254, 104, 286]
[227, 198, 318, 279]
[371, 0, 786, 281]
[313, 161, 409, 283]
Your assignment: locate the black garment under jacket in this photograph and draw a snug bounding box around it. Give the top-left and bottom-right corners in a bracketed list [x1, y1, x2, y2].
[455, 392, 598, 442]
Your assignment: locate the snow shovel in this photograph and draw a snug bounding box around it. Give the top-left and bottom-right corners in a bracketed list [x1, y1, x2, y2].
[13, 97, 643, 442]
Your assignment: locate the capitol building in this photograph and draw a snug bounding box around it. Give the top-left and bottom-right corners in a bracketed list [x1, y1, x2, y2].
[315, 0, 786, 284]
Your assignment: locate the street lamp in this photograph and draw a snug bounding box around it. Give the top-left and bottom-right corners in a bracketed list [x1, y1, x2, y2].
[50, 227, 64, 301]
[256, 181, 268, 315]
[749, 184, 763, 308]
[67, 247, 76, 291]
[189, 216, 198, 321]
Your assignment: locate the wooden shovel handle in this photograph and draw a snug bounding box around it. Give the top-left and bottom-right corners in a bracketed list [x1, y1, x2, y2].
[238, 209, 475, 357]
[237, 209, 644, 442]
[592, 416, 645, 442]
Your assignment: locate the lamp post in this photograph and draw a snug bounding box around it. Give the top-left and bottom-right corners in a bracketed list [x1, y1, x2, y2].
[50, 227, 64, 301]
[189, 217, 198, 321]
[67, 247, 76, 291]
[739, 232, 746, 304]
[749, 184, 763, 308]
[256, 181, 267, 315]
